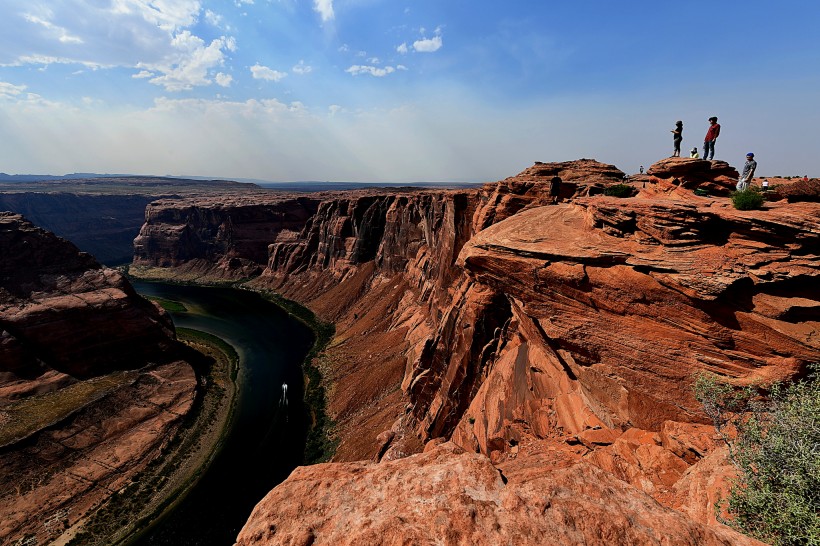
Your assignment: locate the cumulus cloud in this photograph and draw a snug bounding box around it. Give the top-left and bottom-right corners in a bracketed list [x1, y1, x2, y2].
[292, 60, 312, 75]
[0, 1, 229, 87]
[313, 0, 334, 22]
[204, 9, 224, 28]
[139, 33, 237, 91]
[346, 65, 406, 77]
[413, 35, 442, 53]
[215, 72, 233, 87]
[396, 43, 408, 55]
[251, 63, 287, 82]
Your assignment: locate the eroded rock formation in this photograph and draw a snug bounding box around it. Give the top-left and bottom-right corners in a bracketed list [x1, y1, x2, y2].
[127, 159, 819, 544]
[235, 442, 763, 546]
[0, 213, 197, 544]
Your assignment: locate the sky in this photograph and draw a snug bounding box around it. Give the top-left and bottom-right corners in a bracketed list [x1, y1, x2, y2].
[1, 1, 819, 182]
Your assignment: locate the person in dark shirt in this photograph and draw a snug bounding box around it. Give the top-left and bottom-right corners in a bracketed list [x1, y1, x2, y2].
[736, 153, 757, 190]
[671, 120, 683, 157]
[703, 116, 720, 160]
[549, 176, 561, 204]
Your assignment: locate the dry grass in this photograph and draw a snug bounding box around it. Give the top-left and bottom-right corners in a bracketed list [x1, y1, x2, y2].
[0, 371, 139, 448]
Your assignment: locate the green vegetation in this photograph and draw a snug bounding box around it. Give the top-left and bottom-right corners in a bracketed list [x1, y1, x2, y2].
[693, 368, 820, 545]
[145, 295, 188, 313]
[731, 188, 765, 210]
[259, 290, 338, 463]
[604, 183, 634, 198]
[67, 329, 239, 546]
[0, 371, 138, 448]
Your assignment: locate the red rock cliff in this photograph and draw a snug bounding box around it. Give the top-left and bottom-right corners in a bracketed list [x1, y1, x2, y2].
[128, 159, 818, 543]
[0, 212, 198, 544]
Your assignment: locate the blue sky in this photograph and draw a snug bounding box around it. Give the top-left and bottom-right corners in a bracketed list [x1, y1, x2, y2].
[1, 1, 818, 182]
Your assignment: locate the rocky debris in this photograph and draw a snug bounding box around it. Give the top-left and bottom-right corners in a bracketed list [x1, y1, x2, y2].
[646, 157, 739, 196]
[0, 213, 197, 544]
[765, 176, 820, 202]
[234, 442, 762, 546]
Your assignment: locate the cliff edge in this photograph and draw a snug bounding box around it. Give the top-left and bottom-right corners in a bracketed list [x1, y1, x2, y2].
[0, 212, 198, 544]
[128, 159, 819, 544]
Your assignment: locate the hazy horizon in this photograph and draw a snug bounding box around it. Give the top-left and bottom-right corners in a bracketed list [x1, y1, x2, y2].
[2, 1, 819, 181]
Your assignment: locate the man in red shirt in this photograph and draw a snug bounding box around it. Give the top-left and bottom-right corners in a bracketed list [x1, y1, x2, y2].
[703, 116, 720, 160]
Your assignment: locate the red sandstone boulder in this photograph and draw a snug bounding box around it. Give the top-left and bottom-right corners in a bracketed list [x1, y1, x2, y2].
[235, 442, 762, 546]
[646, 157, 739, 196]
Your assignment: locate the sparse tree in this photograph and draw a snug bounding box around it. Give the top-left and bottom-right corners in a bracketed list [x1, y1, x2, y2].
[694, 368, 820, 545]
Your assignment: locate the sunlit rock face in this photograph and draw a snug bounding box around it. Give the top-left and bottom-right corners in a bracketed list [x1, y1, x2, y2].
[129, 160, 819, 543]
[0, 212, 197, 544]
[235, 442, 764, 546]
[133, 194, 322, 279]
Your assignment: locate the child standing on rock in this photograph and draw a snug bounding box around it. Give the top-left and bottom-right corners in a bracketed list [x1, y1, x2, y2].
[671, 121, 683, 157]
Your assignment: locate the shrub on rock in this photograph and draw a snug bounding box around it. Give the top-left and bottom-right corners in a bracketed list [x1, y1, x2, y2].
[731, 188, 764, 210]
[604, 184, 635, 198]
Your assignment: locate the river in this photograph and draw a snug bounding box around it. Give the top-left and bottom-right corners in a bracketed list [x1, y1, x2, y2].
[131, 281, 315, 546]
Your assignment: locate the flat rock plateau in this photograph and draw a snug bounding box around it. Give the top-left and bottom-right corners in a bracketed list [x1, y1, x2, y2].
[4, 159, 819, 545]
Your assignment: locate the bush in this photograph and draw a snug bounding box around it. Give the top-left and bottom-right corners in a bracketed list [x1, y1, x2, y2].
[604, 184, 634, 198]
[694, 368, 820, 545]
[731, 188, 765, 210]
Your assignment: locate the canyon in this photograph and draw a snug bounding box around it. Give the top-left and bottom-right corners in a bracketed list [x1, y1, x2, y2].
[3, 158, 818, 544]
[0, 212, 201, 545]
[129, 158, 820, 544]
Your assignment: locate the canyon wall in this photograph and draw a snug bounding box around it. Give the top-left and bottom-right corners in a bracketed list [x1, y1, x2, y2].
[127, 159, 820, 544]
[0, 212, 198, 544]
[133, 194, 322, 281]
[0, 193, 157, 264]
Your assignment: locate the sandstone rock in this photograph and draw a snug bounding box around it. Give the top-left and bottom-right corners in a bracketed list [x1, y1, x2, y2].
[130, 159, 818, 544]
[646, 157, 739, 196]
[0, 213, 198, 544]
[235, 442, 762, 546]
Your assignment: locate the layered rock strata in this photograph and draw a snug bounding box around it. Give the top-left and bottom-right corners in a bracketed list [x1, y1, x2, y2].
[0, 213, 197, 544]
[128, 159, 820, 543]
[235, 442, 763, 546]
[133, 194, 322, 280]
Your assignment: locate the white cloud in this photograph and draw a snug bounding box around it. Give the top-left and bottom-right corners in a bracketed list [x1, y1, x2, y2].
[396, 43, 408, 55]
[413, 35, 442, 53]
[0, 81, 27, 100]
[313, 0, 334, 22]
[205, 9, 224, 28]
[0, 1, 209, 71]
[292, 60, 312, 75]
[215, 72, 233, 87]
[22, 13, 84, 44]
[346, 65, 406, 77]
[139, 33, 237, 91]
[251, 63, 287, 82]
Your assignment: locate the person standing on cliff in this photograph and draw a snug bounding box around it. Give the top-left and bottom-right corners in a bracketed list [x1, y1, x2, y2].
[703, 116, 720, 160]
[671, 120, 683, 157]
[736, 153, 757, 191]
[549, 176, 562, 204]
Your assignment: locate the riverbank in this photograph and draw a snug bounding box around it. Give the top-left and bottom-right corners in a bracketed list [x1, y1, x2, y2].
[57, 328, 239, 546]
[252, 289, 338, 463]
[127, 265, 339, 464]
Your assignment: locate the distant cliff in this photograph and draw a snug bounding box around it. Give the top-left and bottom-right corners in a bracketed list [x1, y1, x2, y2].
[0, 193, 157, 264]
[0, 212, 198, 544]
[128, 159, 820, 544]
